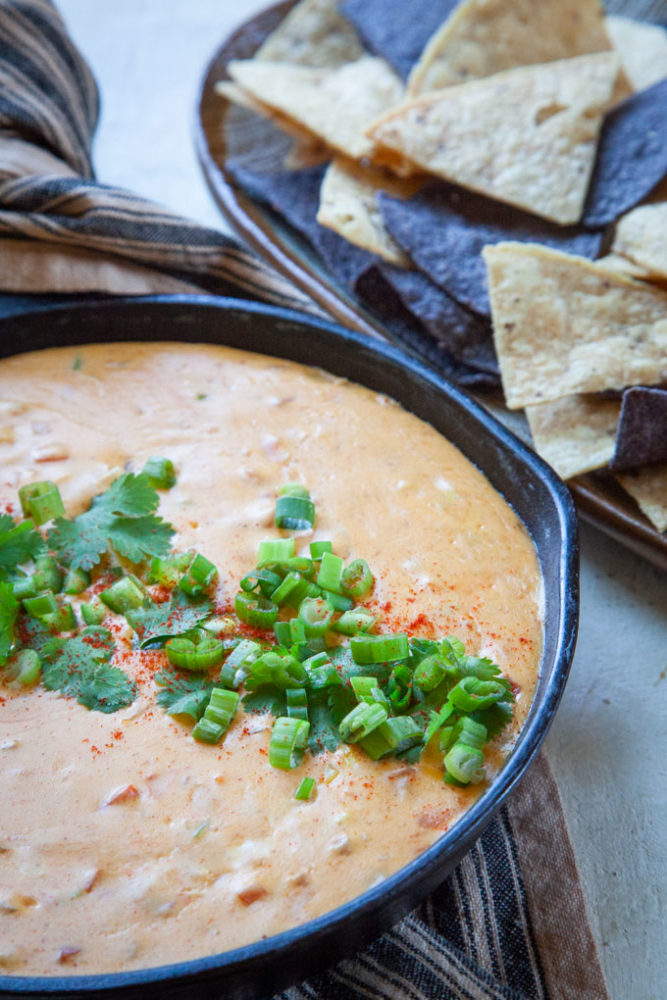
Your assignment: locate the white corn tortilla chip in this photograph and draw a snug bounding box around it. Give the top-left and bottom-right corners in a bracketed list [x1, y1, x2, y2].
[256, 0, 363, 67]
[407, 0, 613, 96]
[613, 202, 667, 280]
[316, 158, 422, 265]
[228, 56, 404, 161]
[369, 53, 619, 225]
[525, 395, 620, 480]
[594, 253, 654, 280]
[215, 80, 330, 168]
[483, 243, 667, 409]
[605, 15, 667, 93]
[617, 465, 667, 533]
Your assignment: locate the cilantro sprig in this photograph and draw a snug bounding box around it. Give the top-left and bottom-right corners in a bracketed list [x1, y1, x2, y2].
[48, 473, 174, 571]
[41, 630, 136, 713]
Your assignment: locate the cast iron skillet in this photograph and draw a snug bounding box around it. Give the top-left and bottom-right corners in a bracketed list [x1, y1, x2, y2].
[0, 296, 579, 1000]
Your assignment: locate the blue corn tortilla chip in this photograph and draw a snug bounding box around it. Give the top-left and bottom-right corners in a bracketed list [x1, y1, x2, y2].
[583, 78, 667, 227]
[379, 182, 606, 316]
[339, 0, 459, 80]
[373, 264, 498, 377]
[609, 386, 667, 471]
[228, 153, 496, 387]
[356, 266, 499, 389]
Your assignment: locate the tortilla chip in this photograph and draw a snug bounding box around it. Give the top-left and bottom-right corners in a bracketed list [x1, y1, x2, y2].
[610, 387, 667, 472]
[369, 53, 619, 225]
[594, 253, 655, 280]
[339, 0, 458, 80]
[525, 395, 620, 480]
[356, 266, 497, 388]
[255, 0, 363, 66]
[605, 15, 667, 93]
[228, 56, 403, 161]
[617, 465, 667, 533]
[613, 202, 667, 280]
[373, 263, 498, 374]
[379, 181, 605, 316]
[483, 243, 667, 409]
[407, 0, 612, 96]
[316, 159, 422, 266]
[583, 78, 667, 226]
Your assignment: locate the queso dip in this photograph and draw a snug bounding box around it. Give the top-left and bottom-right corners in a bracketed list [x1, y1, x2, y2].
[0, 342, 543, 975]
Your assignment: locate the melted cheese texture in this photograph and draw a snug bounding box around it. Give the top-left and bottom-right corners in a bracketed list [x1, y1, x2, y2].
[0, 343, 543, 975]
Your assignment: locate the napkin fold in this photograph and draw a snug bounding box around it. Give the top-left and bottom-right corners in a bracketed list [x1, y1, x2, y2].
[0, 3, 609, 999]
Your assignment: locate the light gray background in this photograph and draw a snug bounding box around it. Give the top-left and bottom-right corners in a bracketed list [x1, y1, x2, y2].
[55, 3, 667, 996]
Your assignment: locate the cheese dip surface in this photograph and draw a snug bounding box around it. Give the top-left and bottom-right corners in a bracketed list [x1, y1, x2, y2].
[0, 342, 543, 976]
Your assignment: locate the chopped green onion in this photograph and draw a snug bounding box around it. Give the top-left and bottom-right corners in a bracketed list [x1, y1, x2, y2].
[12, 574, 37, 600]
[99, 575, 149, 614]
[275, 494, 315, 531]
[43, 600, 76, 632]
[286, 556, 314, 577]
[33, 556, 63, 594]
[245, 651, 307, 691]
[279, 483, 310, 499]
[350, 633, 410, 664]
[319, 589, 353, 612]
[297, 596, 335, 637]
[142, 456, 176, 490]
[360, 716, 423, 760]
[165, 632, 224, 672]
[273, 621, 292, 645]
[179, 553, 218, 597]
[18, 481, 65, 525]
[341, 558, 373, 599]
[219, 639, 260, 687]
[269, 716, 310, 769]
[332, 609, 376, 635]
[316, 552, 344, 594]
[234, 592, 278, 629]
[310, 540, 333, 559]
[339, 701, 388, 743]
[22, 591, 59, 619]
[350, 675, 380, 703]
[270, 571, 308, 607]
[63, 567, 91, 596]
[307, 663, 342, 689]
[413, 654, 448, 692]
[4, 649, 41, 686]
[192, 687, 239, 743]
[257, 538, 295, 566]
[424, 703, 455, 745]
[190, 717, 224, 744]
[303, 651, 330, 671]
[444, 742, 486, 785]
[456, 716, 488, 749]
[294, 776, 315, 801]
[388, 663, 412, 711]
[286, 686, 309, 720]
[81, 598, 106, 626]
[448, 676, 506, 713]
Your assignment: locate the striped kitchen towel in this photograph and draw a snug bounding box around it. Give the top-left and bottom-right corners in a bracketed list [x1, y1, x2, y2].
[0, 3, 609, 999]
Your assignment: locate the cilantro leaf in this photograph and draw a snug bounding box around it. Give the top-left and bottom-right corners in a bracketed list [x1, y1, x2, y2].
[308, 695, 343, 754]
[130, 590, 213, 647]
[106, 515, 175, 563]
[41, 632, 135, 713]
[0, 515, 45, 573]
[155, 665, 214, 719]
[48, 473, 174, 571]
[0, 581, 19, 665]
[241, 689, 286, 717]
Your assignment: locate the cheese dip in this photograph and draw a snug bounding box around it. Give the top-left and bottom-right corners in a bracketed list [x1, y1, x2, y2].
[0, 342, 543, 975]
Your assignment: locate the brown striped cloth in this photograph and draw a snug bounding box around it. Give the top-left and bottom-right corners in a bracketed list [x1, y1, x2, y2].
[0, 3, 609, 999]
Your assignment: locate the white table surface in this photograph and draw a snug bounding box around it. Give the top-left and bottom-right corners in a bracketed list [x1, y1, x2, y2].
[56, 3, 667, 997]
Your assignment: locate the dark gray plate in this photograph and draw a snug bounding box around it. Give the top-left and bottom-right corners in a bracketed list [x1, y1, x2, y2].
[0, 296, 578, 1000]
